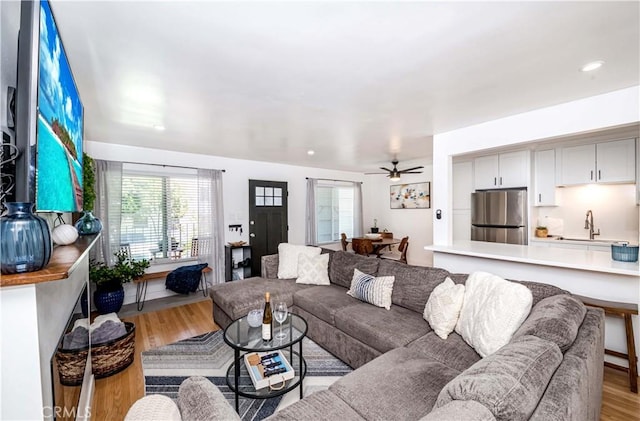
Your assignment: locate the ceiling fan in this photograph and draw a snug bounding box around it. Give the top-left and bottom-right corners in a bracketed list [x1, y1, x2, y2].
[365, 159, 424, 181]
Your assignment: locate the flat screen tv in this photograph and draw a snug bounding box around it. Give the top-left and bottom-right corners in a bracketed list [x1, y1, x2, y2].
[15, 0, 84, 213]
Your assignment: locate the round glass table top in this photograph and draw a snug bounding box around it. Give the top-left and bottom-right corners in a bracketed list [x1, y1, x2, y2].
[223, 312, 308, 352]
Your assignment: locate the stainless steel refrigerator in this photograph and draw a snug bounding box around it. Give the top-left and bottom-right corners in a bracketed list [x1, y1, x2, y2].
[471, 189, 527, 245]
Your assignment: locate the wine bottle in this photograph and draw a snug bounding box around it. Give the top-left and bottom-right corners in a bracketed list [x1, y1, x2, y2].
[262, 292, 273, 342]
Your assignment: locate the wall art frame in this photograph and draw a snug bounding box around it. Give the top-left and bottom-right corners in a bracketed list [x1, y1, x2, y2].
[390, 182, 430, 209]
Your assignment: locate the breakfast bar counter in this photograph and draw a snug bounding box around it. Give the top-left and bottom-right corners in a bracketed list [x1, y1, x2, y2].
[425, 241, 639, 277]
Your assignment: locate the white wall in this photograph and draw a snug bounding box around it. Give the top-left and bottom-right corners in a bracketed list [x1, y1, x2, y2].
[362, 159, 433, 266]
[432, 86, 640, 245]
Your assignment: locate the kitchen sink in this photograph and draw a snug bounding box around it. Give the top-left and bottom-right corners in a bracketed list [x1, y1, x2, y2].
[555, 237, 620, 244]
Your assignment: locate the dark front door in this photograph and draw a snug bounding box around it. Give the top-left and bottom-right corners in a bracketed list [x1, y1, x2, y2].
[249, 180, 288, 276]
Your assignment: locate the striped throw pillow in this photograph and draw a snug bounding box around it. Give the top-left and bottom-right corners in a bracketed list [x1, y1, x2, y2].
[347, 269, 395, 310]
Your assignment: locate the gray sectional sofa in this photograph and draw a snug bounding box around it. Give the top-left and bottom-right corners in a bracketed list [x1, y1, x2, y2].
[209, 250, 605, 421]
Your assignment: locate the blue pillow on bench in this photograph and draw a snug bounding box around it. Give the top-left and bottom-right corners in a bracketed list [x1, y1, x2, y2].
[166, 263, 208, 294]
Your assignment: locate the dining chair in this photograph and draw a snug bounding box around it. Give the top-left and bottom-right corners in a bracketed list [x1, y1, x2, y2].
[340, 233, 349, 251]
[380, 236, 409, 263]
[351, 238, 374, 256]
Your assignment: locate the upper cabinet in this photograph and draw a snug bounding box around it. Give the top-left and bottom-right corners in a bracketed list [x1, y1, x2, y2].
[534, 149, 558, 206]
[474, 150, 529, 190]
[559, 138, 636, 186]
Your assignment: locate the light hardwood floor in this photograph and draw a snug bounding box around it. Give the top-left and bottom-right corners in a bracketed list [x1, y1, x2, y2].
[93, 300, 639, 421]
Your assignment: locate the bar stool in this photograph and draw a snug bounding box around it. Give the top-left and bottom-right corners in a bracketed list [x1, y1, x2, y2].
[576, 295, 638, 393]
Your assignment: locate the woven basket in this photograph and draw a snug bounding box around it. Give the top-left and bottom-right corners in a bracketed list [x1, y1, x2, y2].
[56, 322, 136, 386]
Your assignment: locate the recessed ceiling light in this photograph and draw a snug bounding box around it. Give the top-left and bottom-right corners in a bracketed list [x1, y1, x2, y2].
[307, 150, 315, 156]
[581, 60, 604, 72]
[153, 124, 165, 131]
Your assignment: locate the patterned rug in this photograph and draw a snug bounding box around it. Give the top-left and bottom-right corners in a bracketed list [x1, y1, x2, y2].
[142, 330, 352, 421]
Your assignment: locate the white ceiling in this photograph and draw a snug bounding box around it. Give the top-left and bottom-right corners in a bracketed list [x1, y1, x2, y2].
[51, 1, 639, 172]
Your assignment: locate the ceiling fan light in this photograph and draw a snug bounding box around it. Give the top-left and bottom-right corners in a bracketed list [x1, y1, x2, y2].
[389, 172, 401, 181]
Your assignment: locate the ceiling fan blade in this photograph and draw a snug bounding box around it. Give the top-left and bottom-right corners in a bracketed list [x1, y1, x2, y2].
[401, 171, 424, 174]
[379, 167, 393, 172]
[365, 172, 389, 175]
[399, 166, 424, 172]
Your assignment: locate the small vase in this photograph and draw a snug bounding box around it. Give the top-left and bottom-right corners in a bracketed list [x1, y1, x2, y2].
[75, 211, 102, 235]
[94, 287, 125, 314]
[0, 202, 53, 274]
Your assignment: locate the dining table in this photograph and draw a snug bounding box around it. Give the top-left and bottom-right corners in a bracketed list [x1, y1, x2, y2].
[349, 236, 402, 256]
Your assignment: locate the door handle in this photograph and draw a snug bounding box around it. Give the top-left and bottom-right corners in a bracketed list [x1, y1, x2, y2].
[598, 170, 601, 180]
[499, 176, 503, 185]
[250, 233, 256, 238]
[494, 177, 497, 186]
[538, 193, 541, 203]
[590, 170, 593, 181]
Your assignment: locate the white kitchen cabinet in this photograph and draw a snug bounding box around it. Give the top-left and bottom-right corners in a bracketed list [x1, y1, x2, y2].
[534, 149, 558, 206]
[453, 161, 474, 209]
[560, 138, 636, 185]
[474, 150, 529, 190]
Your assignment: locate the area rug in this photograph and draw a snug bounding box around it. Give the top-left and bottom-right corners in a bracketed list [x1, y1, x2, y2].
[142, 330, 352, 421]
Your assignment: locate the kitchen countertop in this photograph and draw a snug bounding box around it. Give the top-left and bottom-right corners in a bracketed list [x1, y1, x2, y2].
[425, 241, 639, 277]
[529, 236, 633, 247]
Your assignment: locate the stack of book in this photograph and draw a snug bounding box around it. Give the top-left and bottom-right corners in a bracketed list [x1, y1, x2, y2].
[243, 350, 294, 390]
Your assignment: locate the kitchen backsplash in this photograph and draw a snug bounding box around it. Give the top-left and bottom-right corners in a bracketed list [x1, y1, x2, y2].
[534, 184, 639, 243]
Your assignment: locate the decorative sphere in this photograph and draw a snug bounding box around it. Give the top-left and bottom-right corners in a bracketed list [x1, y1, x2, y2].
[52, 224, 79, 245]
[247, 309, 263, 328]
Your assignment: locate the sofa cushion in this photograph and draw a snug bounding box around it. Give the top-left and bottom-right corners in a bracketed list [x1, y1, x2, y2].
[423, 277, 465, 339]
[435, 335, 563, 421]
[177, 376, 240, 421]
[125, 395, 182, 421]
[455, 272, 533, 357]
[513, 294, 586, 352]
[377, 259, 451, 313]
[265, 389, 365, 421]
[328, 251, 380, 288]
[277, 243, 322, 279]
[346, 269, 395, 310]
[330, 347, 460, 421]
[296, 253, 330, 285]
[293, 284, 360, 325]
[420, 400, 496, 421]
[334, 303, 430, 353]
[407, 331, 481, 373]
[210, 277, 311, 320]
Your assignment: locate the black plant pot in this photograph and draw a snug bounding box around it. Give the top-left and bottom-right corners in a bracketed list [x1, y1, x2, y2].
[370, 227, 379, 233]
[94, 287, 125, 314]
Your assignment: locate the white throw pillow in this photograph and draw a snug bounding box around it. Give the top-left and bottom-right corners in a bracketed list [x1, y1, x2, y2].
[455, 271, 533, 357]
[347, 269, 395, 310]
[423, 277, 465, 340]
[277, 243, 322, 279]
[296, 253, 330, 285]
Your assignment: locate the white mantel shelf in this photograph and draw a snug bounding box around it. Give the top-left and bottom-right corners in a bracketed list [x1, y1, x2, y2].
[425, 241, 639, 277]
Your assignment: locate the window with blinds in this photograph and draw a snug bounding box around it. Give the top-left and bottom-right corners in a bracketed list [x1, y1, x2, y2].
[120, 163, 205, 263]
[316, 182, 355, 244]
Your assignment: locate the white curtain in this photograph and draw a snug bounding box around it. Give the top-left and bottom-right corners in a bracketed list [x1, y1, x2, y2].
[93, 159, 123, 265]
[305, 178, 318, 245]
[197, 169, 225, 285]
[353, 181, 364, 237]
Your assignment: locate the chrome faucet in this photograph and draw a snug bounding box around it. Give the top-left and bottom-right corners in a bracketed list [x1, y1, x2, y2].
[584, 210, 600, 240]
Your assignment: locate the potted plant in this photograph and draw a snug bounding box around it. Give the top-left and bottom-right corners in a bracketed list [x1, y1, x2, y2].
[371, 219, 379, 234]
[75, 153, 103, 235]
[90, 250, 150, 314]
[535, 226, 548, 238]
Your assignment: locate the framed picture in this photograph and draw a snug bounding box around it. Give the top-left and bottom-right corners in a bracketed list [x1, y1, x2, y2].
[390, 182, 430, 209]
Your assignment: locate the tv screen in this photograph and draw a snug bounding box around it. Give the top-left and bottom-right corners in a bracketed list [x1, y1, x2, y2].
[34, 0, 84, 212]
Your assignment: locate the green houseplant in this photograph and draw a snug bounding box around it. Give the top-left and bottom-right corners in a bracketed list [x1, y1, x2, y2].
[90, 250, 150, 314]
[75, 153, 103, 235]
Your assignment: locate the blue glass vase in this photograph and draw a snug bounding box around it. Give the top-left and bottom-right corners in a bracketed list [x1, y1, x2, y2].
[74, 210, 102, 235]
[0, 202, 53, 274]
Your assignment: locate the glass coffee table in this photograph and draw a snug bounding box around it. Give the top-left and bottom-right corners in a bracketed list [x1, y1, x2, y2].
[223, 312, 308, 412]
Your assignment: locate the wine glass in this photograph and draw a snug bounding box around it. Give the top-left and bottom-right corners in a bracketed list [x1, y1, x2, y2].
[274, 302, 288, 340]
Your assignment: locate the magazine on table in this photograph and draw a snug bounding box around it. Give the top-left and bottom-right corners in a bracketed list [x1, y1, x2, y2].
[243, 350, 294, 390]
